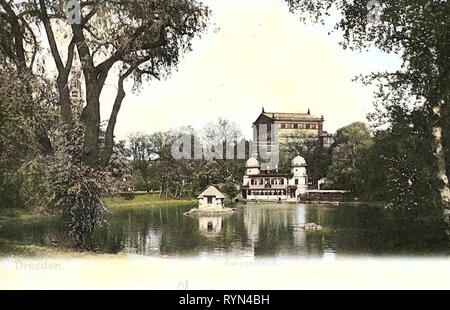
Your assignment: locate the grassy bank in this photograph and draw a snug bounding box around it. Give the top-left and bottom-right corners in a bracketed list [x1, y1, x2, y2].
[102, 193, 197, 209]
[0, 209, 62, 257]
[0, 208, 43, 225]
[0, 239, 66, 257]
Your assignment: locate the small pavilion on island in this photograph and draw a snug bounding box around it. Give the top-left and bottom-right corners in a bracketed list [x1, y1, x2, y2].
[197, 186, 226, 210]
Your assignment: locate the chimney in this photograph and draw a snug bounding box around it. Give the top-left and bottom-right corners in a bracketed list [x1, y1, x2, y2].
[307, 108, 310, 115]
[262, 107, 265, 113]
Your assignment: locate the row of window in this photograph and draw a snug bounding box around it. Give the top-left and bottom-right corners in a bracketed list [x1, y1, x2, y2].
[247, 190, 286, 195]
[250, 178, 285, 185]
[249, 178, 306, 186]
[280, 123, 318, 130]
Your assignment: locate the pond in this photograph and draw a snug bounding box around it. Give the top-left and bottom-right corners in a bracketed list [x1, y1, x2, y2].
[1, 203, 449, 257]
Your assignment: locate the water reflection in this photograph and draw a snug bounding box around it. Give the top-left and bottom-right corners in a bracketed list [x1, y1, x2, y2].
[0, 203, 448, 257]
[199, 216, 223, 235]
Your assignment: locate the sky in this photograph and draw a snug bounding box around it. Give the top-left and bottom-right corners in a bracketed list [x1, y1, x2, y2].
[99, 0, 402, 140]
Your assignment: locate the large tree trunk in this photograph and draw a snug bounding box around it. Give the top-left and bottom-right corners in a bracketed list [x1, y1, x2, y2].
[39, 0, 75, 125]
[81, 74, 101, 167]
[439, 110, 450, 203]
[101, 69, 133, 167]
[433, 101, 450, 203]
[101, 87, 124, 167]
[57, 76, 73, 125]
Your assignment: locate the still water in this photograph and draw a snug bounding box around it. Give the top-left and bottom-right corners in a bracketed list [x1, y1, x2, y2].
[1, 203, 449, 257]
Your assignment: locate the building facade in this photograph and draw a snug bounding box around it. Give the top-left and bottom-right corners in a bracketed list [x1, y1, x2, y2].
[253, 108, 334, 149]
[241, 155, 308, 202]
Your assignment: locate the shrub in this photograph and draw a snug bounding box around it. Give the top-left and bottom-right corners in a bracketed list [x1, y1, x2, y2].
[220, 183, 238, 200]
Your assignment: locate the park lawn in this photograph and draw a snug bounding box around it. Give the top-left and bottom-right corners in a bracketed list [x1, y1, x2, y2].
[103, 193, 197, 209]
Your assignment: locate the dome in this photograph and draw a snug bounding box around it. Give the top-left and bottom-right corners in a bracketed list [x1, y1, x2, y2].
[245, 157, 260, 168]
[292, 155, 307, 167]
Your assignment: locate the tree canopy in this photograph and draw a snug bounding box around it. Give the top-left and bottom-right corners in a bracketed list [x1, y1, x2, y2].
[287, 0, 450, 203]
[0, 0, 210, 167]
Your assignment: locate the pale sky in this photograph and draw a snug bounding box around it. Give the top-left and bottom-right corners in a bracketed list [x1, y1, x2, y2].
[99, 0, 402, 140]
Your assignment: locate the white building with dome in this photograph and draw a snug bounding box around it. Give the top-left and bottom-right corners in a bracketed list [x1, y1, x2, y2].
[241, 155, 309, 202]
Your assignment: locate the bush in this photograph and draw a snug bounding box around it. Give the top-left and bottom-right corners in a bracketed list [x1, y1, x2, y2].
[19, 122, 128, 249]
[220, 183, 238, 200]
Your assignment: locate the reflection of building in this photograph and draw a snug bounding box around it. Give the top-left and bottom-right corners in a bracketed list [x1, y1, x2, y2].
[292, 206, 307, 251]
[123, 229, 162, 256]
[253, 108, 334, 148]
[197, 186, 225, 209]
[243, 204, 300, 252]
[199, 216, 223, 234]
[241, 155, 308, 202]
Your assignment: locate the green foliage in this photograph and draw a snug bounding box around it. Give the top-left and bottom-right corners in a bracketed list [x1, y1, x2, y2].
[0, 69, 56, 210]
[18, 121, 130, 248]
[220, 183, 238, 200]
[360, 108, 443, 216]
[128, 120, 248, 199]
[326, 122, 373, 191]
[286, 0, 450, 208]
[280, 133, 332, 183]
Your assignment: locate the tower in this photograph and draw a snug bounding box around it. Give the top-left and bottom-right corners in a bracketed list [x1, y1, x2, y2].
[291, 155, 308, 195]
[242, 157, 260, 186]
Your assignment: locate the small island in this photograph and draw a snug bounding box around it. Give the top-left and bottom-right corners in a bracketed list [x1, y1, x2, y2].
[184, 186, 235, 216]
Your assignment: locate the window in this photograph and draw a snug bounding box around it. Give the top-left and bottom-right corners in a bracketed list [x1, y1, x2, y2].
[311, 123, 317, 129]
[280, 179, 284, 185]
[281, 123, 286, 129]
[295, 179, 299, 185]
[293, 123, 298, 129]
[207, 196, 213, 204]
[306, 124, 310, 129]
